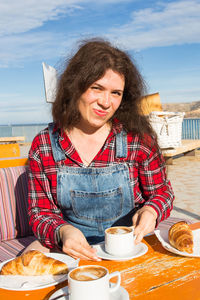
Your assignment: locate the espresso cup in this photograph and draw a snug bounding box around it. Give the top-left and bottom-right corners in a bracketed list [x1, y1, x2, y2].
[105, 226, 135, 256]
[68, 265, 121, 300]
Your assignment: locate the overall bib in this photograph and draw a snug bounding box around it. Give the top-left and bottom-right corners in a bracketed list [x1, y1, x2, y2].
[49, 123, 134, 244]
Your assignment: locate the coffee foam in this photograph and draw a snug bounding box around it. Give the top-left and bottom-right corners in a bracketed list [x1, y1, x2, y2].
[106, 227, 132, 235]
[70, 267, 107, 281]
[115, 228, 129, 234]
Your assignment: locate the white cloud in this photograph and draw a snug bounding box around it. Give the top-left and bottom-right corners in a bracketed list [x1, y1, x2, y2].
[0, 0, 131, 36]
[0, 0, 84, 36]
[0, 0, 200, 67]
[0, 0, 86, 67]
[107, 0, 200, 50]
[0, 31, 73, 67]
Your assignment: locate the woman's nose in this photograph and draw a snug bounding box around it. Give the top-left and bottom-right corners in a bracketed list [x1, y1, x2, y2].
[98, 92, 111, 108]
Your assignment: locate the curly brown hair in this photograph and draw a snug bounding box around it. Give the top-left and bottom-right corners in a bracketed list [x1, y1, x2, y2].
[52, 37, 155, 138]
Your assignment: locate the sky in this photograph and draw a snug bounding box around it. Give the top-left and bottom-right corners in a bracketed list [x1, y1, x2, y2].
[0, 0, 200, 125]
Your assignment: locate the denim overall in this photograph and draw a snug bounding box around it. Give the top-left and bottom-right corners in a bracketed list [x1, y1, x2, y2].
[49, 123, 134, 244]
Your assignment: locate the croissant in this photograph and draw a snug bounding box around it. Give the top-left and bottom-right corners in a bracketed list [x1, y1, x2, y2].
[0, 250, 68, 275]
[168, 221, 193, 254]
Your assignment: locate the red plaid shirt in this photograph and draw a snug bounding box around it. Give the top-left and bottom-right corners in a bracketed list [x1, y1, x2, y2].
[28, 120, 174, 248]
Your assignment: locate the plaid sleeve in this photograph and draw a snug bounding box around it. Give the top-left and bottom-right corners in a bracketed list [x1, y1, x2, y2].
[138, 141, 174, 224]
[28, 135, 67, 249]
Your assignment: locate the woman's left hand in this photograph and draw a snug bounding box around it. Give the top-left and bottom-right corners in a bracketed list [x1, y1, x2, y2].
[132, 206, 157, 244]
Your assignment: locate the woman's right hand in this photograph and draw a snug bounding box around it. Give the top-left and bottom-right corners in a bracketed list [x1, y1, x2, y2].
[59, 224, 101, 261]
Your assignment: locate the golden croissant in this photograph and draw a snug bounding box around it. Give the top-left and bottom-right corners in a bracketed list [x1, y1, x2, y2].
[168, 221, 193, 254]
[0, 250, 68, 275]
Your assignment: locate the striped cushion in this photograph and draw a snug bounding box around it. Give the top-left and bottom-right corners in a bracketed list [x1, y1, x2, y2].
[0, 236, 36, 262]
[157, 216, 193, 231]
[0, 166, 33, 242]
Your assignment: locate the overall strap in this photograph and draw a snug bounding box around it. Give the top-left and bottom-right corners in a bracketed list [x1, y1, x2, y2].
[48, 123, 66, 162]
[115, 130, 127, 158]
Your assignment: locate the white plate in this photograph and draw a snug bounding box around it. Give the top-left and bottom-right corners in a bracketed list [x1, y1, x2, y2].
[0, 253, 79, 291]
[49, 283, 129, 300]
[93, 242, 148, 261]
[155, 228, 200, 257]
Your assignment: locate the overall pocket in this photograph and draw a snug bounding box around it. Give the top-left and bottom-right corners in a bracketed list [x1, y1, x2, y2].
[70, 187, 124, 222]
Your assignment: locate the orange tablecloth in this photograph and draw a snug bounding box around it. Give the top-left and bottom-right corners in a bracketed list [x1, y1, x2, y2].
[1, 232, 200, 300]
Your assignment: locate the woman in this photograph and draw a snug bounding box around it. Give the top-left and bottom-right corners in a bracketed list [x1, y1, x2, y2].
[28, 38, 174, 261]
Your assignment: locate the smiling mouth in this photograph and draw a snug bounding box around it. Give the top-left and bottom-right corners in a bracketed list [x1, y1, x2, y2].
[93, 109, 108, 117]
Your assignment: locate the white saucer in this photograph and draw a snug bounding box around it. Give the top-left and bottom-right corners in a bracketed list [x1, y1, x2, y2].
[93, 242, 148, 261]
[49, 284, 129, 300]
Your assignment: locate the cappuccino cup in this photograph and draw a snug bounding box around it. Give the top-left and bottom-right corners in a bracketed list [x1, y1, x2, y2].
[68, 265, 121, 300]
[105, 226, 135, 256]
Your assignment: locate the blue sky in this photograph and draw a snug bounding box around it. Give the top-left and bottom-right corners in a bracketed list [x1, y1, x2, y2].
[0, 0, 200, 125]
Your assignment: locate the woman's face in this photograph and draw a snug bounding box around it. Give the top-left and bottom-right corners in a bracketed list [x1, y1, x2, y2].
[77, 69, 125, 131]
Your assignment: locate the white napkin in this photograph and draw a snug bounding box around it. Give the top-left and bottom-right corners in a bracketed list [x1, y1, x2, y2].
[42, 62, 58, 103]
[155, 228, 200, 257]
[0, 274, 67, 290]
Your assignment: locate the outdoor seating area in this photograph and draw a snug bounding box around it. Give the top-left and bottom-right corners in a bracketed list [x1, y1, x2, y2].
[0, 94, 200, 299]
[1, 1, 200, 297]
[0, 151, 200, 299]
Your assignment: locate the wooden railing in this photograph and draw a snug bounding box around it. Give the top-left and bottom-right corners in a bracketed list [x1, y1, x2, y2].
[0, 136, 25, 143]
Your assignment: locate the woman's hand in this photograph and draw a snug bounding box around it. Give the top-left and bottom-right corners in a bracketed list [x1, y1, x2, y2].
[132, 206, 157, 244]
[59, 224, 101, 261]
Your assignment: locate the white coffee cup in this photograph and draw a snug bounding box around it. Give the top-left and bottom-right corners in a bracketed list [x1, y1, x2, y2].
[105, 226, 135, 256]
[68, 265, 121, 300]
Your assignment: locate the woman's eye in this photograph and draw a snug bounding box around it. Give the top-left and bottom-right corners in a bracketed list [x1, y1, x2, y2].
[112, 91, 122, 96]
[91, 86, 100, 90]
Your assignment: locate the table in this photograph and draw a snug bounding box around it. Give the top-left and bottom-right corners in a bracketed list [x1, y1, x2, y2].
[1, 222, 200, 300]
[162, 139, 200, 165]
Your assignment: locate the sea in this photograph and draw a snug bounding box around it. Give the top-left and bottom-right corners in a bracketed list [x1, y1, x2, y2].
[0, 118, 200, 143]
